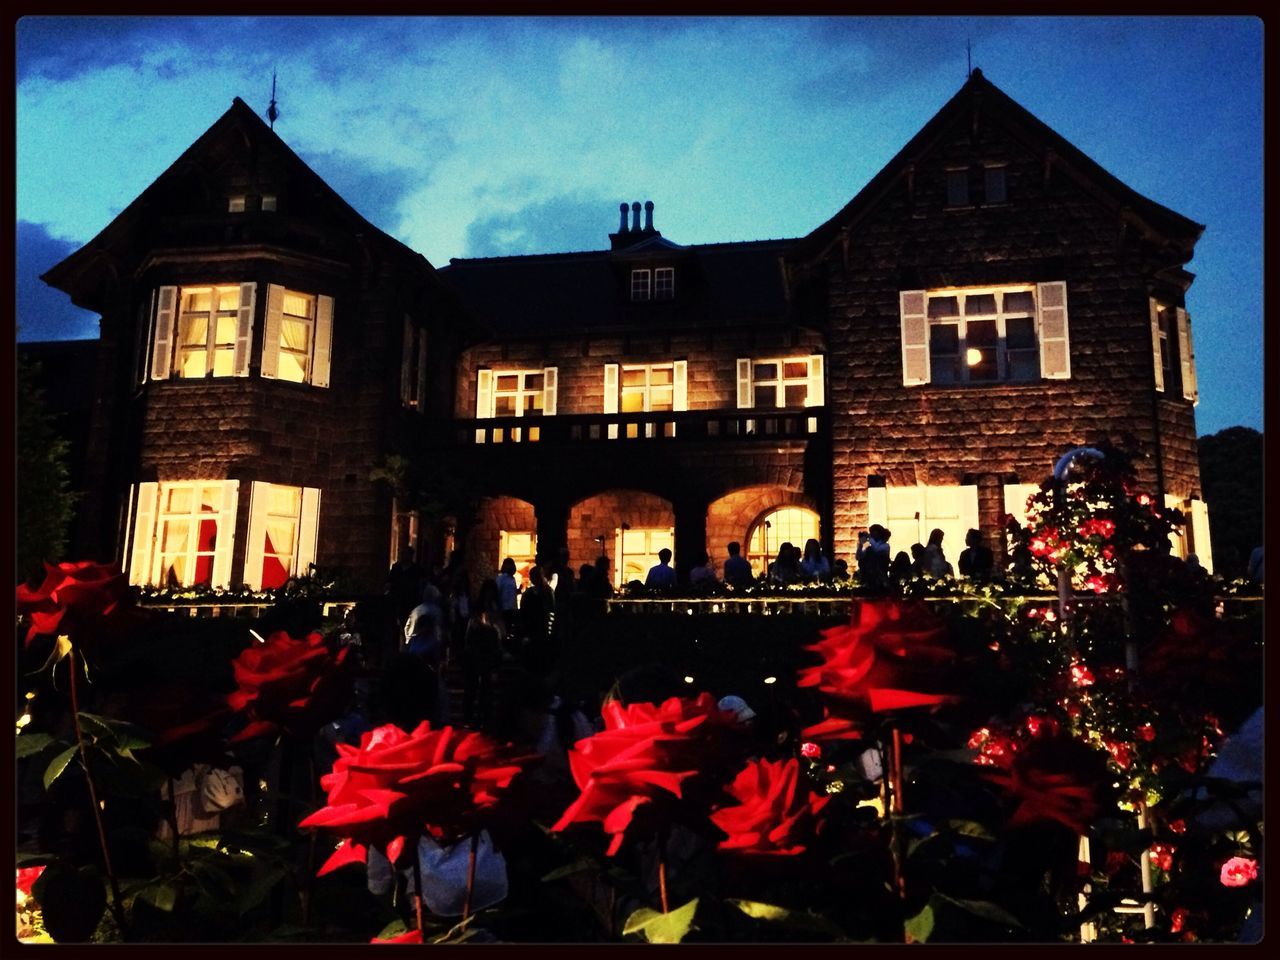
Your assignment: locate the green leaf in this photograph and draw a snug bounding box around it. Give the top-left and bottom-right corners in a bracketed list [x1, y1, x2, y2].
[77, 712, 152, 750]
[623, 898, 699, 944]
[32, 635, 73, 675]
[43, 745, 80, 791]
[15, 731, 55, 758]
[935, 893, 1025, 930]
[541, 858, 595, 882]
[374, 919, 409, 940]
[136, 881, 178, 913]
[727, 900, 845, 938]
[944, 819, 996, 841]
[904, 904, 934, 944]
[235, 865, 289, 915]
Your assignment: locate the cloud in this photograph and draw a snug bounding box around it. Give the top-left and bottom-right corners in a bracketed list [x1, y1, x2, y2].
[16, 221, 100, 341]
[296, 149, 424, 236]
[464, 193, 614, 258]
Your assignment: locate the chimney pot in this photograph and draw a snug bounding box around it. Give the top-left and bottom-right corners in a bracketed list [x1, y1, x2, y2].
[631, 201, 641, 233]
[644, 200, 654, 232]
[618, 202, 629, 233]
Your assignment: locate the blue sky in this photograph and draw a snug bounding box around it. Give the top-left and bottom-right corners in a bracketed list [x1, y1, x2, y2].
[16, 16, 1262, 435]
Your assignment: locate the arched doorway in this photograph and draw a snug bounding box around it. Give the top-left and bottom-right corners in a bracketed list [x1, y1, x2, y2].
[569, 490, 674, 588]
[746, 505, 820, 577]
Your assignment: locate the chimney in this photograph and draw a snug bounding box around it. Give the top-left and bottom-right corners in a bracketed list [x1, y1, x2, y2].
[644, 200, 654, 232]
[617, 202, 629, 234]
[631, 201, 641, 233]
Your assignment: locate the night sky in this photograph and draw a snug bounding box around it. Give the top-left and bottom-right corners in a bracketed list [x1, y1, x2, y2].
[15, 16, 1262, 435]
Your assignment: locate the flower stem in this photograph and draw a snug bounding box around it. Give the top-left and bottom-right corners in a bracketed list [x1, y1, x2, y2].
[410, 839, 425, 939]
[886, 726, 907, 922]
[68, 649, 129, 939]
[463, 833, 478, 921]
[657, 831, 670, 914]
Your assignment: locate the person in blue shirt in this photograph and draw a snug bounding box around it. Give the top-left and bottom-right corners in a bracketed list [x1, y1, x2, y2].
[722, 541, 755, 588]
[645, 548, 677, 589]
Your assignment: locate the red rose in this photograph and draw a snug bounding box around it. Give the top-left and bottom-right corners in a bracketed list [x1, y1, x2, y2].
[552, 694, 736, 855]
[1219, 856, 1258, 888]
[982, 736, 1109, 834]
[1169, 907, 1189, 934]
[372, 929, 424, 944]
[799, 741, 822, 760]
[796, 600, 954, 713]
[711, 758, 829, 857]
[1150, 843, 1175, 872]
[799, 710, 862, 743]
[227, 631, 354, 742]
[15, 561, 132, 648]
[16, 865, 45, 903]
[299, 721, 536, 873]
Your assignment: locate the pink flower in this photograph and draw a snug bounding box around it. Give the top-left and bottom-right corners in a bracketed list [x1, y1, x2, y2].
[799, 741, 821, 760]
[1150, 843, 1175, 872]
[1219, 856, 1258, 887]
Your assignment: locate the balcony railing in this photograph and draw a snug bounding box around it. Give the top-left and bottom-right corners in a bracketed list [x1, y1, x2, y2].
[441, 408, 826, 446]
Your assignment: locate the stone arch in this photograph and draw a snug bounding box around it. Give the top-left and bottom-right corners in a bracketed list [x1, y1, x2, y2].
[569, 489, 674, 587]
[464, 494, 537, 588]
[705, 485, 819, 577]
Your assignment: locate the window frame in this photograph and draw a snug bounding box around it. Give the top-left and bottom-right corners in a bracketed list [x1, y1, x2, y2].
[173, 284, 242, 379]
[945, 167, 971, 208]
[747, 357, 816, 409]
[925, 285, 1040, 385]
[654, 267, 675, 300]
[276, 290, 317, 384]
[983, 164, 1008, 204]
[630, 269, 652, 302]
[489, 369, 547, 419]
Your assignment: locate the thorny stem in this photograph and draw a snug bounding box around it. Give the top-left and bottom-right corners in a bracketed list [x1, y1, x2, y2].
[68, 649, 129, 939]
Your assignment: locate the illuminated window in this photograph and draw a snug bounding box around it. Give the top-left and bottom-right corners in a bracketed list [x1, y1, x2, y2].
[499, 530, 537, 589]
[401, 316, 429, 411]
[150, 482, 228, 587]
[228, 196, 246, 213]
[749, 358, 816, 408]
[261, 194, 277, 212]
[615, 526, 674, 587]
[174, 285, 241, 378]
[746, 506, 819, 576]
[276, 291, 316, 383]
[630, 269, 651, 302]
[927, 287, 1039, 384]
[620, 364, 674, 438]
[654, 267, 675, 300]
[261, 284, 333, 387]
[241, 482, 321, 590]
[867, 484, 979, 565]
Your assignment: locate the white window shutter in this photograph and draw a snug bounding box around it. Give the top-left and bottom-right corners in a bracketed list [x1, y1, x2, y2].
[866, 487, 887, 529]
[1148, 298, 1165, 393]
[673, 360, 688, 411]
[416, 330, 429, 410]
[135, 291, 155, 386]
[234, 282, 256, 376]
[312, 295, 334, 387]
[1037, 281, 1071, 380]
[211, 480, 240, 589]
[899, 290, 930, 386]
[400, 316, 414, 406]
[151, 286, 178, 381]
[1164, 494, 1188, 559]
[603, 364, 619, 414]
[1002, 483, 1040, 528]
[128, 482, 159, 586]
[1190, 499, 1213, 573]
[243, 481, 270, 590]
[261, 284, 284, 379]
[806, 354, 825, 407]
[736, 358, 753, 408]
[476, 369, 493, 418]
[543, 366, 558, 416]
[959, 484, 980, 537]
[297, 487, 321, 578]
[1176, 308, 1197, 404]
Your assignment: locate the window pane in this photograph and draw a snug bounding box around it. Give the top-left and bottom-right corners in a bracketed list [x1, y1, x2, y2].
[525, 373, 544, 392]
[268, 485, 301, 516]
[783, 360, 808, 379]
[946, 170, 969, 206]
[523, 393, 543, 415]
[930, 323, 959, 352]
[1008, 350, 1039, 381]
[216, 315, 238, 345]
[1006, 316, 1036, 349]
[984, 167, 1007, 203]
[162, 519, 190, 553]
[620, 392, 644, 413]
[282, 292, 312, 317]
[1003, 290, 1034, 314]
[494, 396, 517, 416]
[184, 289, 212, 312]
[277, 353, 307, 383]
[753, 362, 778, 381]
[928, 296, 959, 319]
[965, 293, 997, 316]
[968, 347, 998, 381]
[967, 318, 997, 346]
[166, 487, 192, 513]
[179, 316, 208, 346]
[621, 369, 646, 387]
[212, 348, 235, 377]
[650, 367, 673, 386]
[201, 486, 222, 511]
[281, 318, 309, 352]
[180, 350, 207, 378]
[650, 387, 674, 410]
[784, 383, 807, 407]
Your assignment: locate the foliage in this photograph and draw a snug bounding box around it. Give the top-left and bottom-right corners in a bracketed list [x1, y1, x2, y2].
[1197, 426, 1263, 579]
[16, 356, 79, 584]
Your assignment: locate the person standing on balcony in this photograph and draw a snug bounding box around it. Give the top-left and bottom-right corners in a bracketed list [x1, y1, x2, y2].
[800, 538, 832, 582]
[958, 529, 994, 581]
[689, 551, 717, 588]
[924, 528, 953, 578]
[856, 525, 892, 591]
[645, 548, 677, 589]
[723, 542, 754, 589]
[496, 557, 520, 644]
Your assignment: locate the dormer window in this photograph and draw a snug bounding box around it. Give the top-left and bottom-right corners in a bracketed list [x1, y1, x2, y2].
[228, 196, 246, 213]
[631, 269, 651, 302]
[945, 169, 970, 208]
[654, 267, 675, 300]
[983, 165, 1007, 204]
[261, 194, 278, 212]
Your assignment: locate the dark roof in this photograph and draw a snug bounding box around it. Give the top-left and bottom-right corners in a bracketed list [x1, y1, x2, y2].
[441, 237, 796, 337]
[790, 69, 1204, 265]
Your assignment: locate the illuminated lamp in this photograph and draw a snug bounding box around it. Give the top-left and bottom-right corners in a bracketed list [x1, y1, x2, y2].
[966, 348, 984, 366]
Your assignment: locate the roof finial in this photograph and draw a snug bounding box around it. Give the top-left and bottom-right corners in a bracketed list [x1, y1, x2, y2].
[267, 69, 280, 129]
[966, 39, 972, 79]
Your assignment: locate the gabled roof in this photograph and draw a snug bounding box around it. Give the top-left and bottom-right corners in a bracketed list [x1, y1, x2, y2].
[441, 237, 795, 337]
[789, 69, 1204, 265]
[42, 97, 442, 311]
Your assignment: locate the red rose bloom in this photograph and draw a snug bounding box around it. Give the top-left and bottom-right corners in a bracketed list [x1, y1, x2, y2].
[796, 600, 954, 713]
[799, 709, 862, 743]
[227, 631, 354, 742]
[552, 694, 735, 855]
[711, 758, 829, 856]
[799, 741, 821, 760]
[1219, 856, 1258, 888]
[299, 721, 536, 873]
[982, 736, 1109, 834]
[15, 561, 132, 648]
[1150, 843, 1175, 872]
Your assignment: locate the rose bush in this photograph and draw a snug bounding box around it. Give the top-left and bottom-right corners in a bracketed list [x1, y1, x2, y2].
[552, 693, 737, 855]
[711, 758, 828, 857]
[15, 561, 133, 648]
[299, 721, 536, 873]
[981, 735, 1111, 834]
[227, 631, 354, 743]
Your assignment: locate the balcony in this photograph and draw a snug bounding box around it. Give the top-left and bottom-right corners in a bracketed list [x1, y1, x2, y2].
[437, 408, 826, 446]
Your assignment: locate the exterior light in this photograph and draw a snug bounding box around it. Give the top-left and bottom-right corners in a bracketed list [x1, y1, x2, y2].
[249, 629, 266, 644]
[763, 676, 777, 685]
[683, 676, 695, 684]
[966, 347, 983, 366]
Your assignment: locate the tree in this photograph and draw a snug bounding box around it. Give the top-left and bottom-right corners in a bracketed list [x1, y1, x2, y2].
[1197, 426, 1263, 579]
[16, 355, 79, 583]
